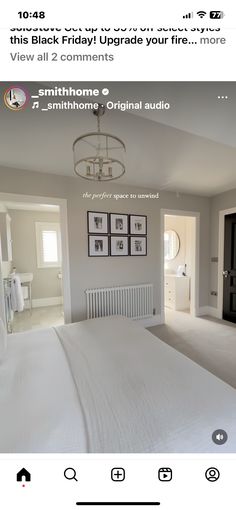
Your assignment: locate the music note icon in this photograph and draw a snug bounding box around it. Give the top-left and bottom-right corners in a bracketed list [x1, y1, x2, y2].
[32, 101, 39, 109]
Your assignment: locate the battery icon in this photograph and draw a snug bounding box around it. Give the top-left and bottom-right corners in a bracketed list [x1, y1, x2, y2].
[210, 11, 225, 19]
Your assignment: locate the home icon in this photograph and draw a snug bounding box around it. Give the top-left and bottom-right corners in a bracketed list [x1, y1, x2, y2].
[16, 468, 31, 482]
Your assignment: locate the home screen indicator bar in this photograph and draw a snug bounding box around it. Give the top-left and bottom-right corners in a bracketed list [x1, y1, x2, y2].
[76, 504, 161, 507]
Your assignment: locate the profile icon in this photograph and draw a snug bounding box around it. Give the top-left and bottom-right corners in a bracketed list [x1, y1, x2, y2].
[4, 86, 29, 111]
[205, 467, 220, 482]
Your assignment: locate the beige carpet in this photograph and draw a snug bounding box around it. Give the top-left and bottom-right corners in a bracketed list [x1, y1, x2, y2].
[148, 309, 236, 389]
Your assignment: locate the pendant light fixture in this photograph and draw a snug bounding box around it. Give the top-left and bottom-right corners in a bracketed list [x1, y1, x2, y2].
[73, 104, 126, 181]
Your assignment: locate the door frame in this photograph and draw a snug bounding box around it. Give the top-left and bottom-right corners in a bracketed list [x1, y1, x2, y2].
[160, 209, 200, 322]
[0, 236, 6, 325]
[0, 192, 72, 324]
[218, 206, 236, 320]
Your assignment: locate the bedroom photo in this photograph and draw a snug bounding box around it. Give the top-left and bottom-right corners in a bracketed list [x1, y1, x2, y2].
[0, 81, 236, 454]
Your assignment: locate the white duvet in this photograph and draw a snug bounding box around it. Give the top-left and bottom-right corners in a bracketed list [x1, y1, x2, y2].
[0, 316, 236, 453]
[0, 328, 86, 453]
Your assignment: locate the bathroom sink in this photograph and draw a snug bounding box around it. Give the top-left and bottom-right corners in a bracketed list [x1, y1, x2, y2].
[17, 273, 34, 284]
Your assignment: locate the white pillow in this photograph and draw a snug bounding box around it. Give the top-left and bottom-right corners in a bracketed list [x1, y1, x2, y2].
[0, 318, 7, 361]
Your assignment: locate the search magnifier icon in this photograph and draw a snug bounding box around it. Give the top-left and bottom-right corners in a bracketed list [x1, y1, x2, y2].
[64, 467, 78, 482]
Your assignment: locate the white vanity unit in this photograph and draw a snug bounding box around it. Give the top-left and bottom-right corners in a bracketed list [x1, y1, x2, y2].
[164, 274, 190, 311]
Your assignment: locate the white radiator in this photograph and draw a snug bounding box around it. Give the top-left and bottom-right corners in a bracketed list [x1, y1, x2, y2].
[85, 283, 153, 320]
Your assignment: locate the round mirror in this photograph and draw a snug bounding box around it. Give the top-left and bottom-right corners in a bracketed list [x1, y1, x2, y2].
[164, 230, 180, 261]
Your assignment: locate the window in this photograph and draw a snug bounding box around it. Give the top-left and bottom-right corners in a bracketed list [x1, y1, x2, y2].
[35, 222, 62, 268]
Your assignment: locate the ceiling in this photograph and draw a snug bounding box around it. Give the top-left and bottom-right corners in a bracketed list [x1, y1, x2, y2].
[0, 82, 235, 197]
[106, 82, 236, 149]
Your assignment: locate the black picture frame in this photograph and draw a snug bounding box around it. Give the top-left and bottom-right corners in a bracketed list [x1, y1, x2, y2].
[109, 213, 129, 235]
[129, 215, 147, 236]
[87, 211, 109, 234]
[88, 235, 109, 257]
[130, 236, 147, 256]
[110, 236, 129, 256]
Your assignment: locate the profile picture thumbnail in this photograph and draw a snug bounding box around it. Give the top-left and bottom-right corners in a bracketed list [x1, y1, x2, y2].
[4, 86, 29, 111]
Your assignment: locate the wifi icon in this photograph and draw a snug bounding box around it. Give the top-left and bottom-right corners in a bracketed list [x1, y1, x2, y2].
[197, 10, 207, 18]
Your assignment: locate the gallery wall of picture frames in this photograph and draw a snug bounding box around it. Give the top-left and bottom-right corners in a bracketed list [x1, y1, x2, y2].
[87, 211, 147, 257]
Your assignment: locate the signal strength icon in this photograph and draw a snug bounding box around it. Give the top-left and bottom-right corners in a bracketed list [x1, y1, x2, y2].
[183, 12, 193, 19]
[197, 10, 207, 18]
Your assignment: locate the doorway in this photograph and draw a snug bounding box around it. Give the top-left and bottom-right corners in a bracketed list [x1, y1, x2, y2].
[222, 213, 236, 323]
[0, 192, 71, 332]
[161, 209, 199, 323]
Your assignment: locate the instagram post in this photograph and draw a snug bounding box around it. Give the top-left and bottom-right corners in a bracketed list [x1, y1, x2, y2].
[0, 81, 235, 455]
[1, 2, 236, 508]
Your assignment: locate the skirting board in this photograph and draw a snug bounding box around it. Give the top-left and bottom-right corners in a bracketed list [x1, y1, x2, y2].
[197, 306, 222, 319]
[136, 314, 163, 328]
[24, 296, 63, 309]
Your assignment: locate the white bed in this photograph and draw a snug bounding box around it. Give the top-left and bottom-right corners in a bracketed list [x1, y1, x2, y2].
[0, 316, 235, 453]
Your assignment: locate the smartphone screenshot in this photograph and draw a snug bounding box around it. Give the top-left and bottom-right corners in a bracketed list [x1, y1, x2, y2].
[0, 3, 236, 509]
